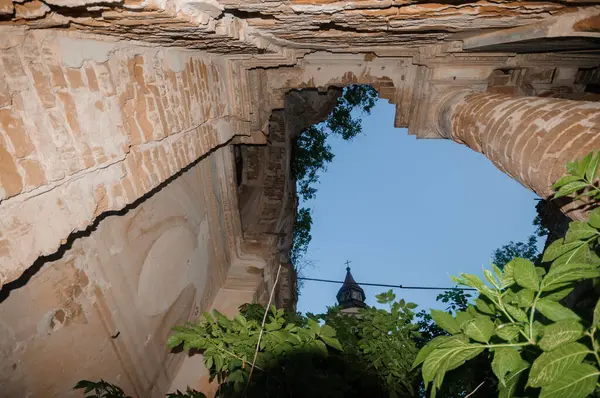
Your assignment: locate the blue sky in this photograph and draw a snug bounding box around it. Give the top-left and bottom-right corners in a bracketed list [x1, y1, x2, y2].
[296, 99, 542, 315]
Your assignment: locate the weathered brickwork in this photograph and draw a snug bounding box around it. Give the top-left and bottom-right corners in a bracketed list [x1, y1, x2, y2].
[442, 92, 600, 215]
[0, 29, 250, 288]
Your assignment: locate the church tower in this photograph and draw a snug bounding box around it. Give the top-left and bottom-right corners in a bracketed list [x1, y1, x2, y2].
[336, 265, 367, 314]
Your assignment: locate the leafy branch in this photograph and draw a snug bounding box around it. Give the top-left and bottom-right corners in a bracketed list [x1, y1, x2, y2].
[553, 151, 600, 201]
[415, 151, 600, 398]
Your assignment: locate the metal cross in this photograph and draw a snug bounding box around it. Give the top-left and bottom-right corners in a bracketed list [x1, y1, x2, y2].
[344, 260, 351, 271]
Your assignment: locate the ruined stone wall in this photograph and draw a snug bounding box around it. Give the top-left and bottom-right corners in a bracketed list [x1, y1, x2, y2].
[0, 146, 239, 398]
[0, 28, 253, 288]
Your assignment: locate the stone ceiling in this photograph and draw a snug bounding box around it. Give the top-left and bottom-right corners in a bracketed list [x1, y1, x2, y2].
[1, 0, 596, 53]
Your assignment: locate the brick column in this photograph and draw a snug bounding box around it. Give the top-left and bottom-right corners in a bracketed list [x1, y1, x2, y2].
[437, 92, 600, 219]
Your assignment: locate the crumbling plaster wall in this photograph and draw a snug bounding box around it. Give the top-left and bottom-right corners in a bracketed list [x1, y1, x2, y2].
[0, 147, 240, 398]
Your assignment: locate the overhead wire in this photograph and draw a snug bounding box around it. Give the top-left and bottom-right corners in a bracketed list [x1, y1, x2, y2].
[297, 277, 477, 291]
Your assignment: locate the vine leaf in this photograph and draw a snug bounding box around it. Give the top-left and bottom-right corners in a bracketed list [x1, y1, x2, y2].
[513, 258, 539, 291]
[565, 222, 598, 243]
[536, 299, 581, 322]
[528, 342, 590, 388]
[430, 310, 460, 334]
[495, 325, 521, 342]
[541, 264, 600, 292]
[422, 345, 484, 386]
[492, 347, 522, 386]
[538, 363, 599, 398]
[499, 360, 530, 398]
[594, 297, 600, 328]
[589, 208, 600, 229]
[463, 317, 494, 343]
[554, 182, 588, 199]
[538, 320, 584, 352]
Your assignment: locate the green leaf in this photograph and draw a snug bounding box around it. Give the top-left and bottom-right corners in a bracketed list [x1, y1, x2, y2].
[412, 336, 453, 370]
[311, 339, 328, 356]
[484, 269, 500, 288]
[233, 315, 247, 327]
[536, 299, 581, 322]
[495, 324, 522, 342]
[589, 208, 600, 229]
[307, 319, 321, 335]
[541, 265, 600, 292]
[543, 286, 574, 302]
[538, 320, 584, 352]
[580, 152, 594, 178]
[593, 297, 600, 328]
[553, 175, 583, 190]
[528, 342, 590, 388]
[499, 360, 530, 398]
[539, 363, 599, 398]
[463, 317, 495, 343]
[167, 335, 183, 348]
[505, 304, 528, 323]
[514, 289, 535, 308]
[585, 152, 600, 182]
[502, 260, 516, 289]
[475, 298, 494, 315]
[513, 258, 539, 291]
[543, 239, 576, 263]
[320, 324, 336, 338]
[455, 311, 473, 328]
[422, 345, 484, 385]
[430, 310, 460, 334]
[554, 181, 589, 199]
[320, 335, 343, 351]
[461, 274, 486, 291]
[549, 243, 600, 271]
[536, 267, 547, 278]
[492, 348, 522, 386]
[565, 221, 598, 243]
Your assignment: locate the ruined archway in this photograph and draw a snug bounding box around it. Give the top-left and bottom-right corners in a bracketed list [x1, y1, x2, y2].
[1, 2, 600, 397]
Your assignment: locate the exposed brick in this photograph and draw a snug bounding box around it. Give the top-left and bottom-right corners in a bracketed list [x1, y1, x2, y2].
[19, 157, 46, 188]
[56, 92, 82, 135]
[65, 68, 85, 89]
[0, 109, 34, 157]
[14, 1, 49, 19]
[29, 63, 56, 109]
[0, 0, 13, 15]
[447, 92, 600, 204]
[0, 136, 23, 199]
[84, 65, 100, 92]
[0, 79, 10, 107]
[47, 66, 67, 88]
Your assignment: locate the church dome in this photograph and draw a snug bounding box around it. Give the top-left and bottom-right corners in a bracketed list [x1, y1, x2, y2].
[336, 266, 366, 309]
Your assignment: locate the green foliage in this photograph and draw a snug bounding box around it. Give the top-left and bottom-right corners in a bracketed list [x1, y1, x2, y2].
[76, 293, 419, 398]
[414, 205, 600, 398]
[553, 151, 600, 201]
[290, 207, 312, 266]
[318, 290, 421, 397]
[492, 235, 541, 269]
[166, 305, 345, 397]
[166, 388, 207, 398]
[74, 380, 132, 398]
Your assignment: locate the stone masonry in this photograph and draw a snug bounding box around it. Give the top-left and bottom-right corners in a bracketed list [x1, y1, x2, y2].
[1, 1, 600, 397]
